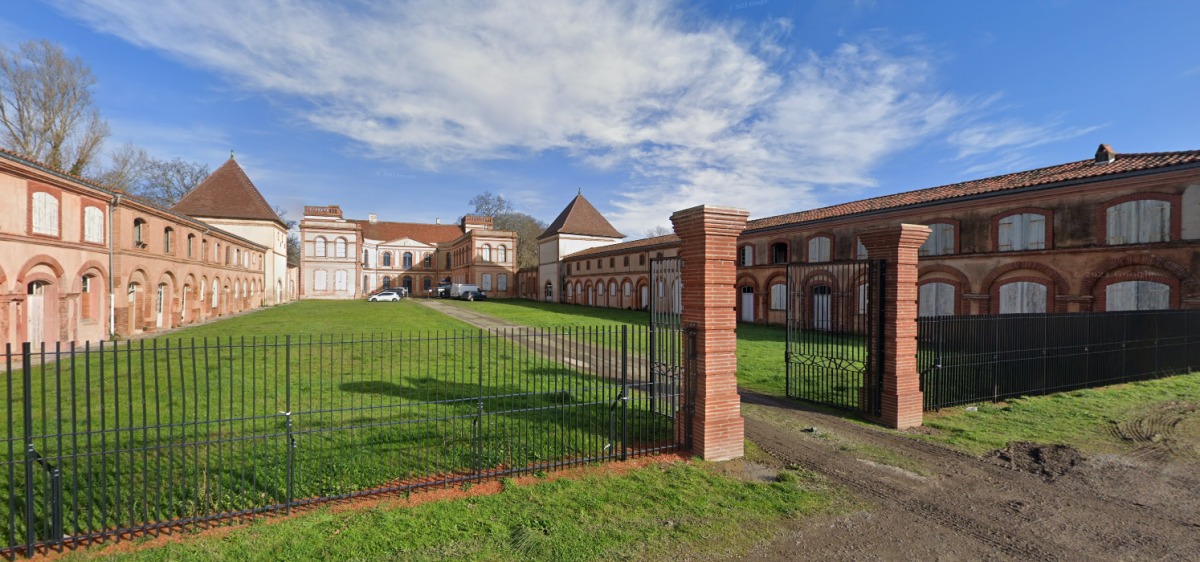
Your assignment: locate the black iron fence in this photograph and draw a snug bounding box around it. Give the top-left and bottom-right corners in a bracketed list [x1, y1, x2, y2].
[918, 309, 1200, 410]
[1, 325, 686, 558]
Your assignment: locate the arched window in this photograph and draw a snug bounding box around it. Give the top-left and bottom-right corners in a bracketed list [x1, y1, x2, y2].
[382, 252, 392, 267]
[423, 277, 432, 291]
[771, 242, 789, 264]
[187, 234, 195, 258]
[807, 237, 831, 263]
[481, 245, 492, 262]
[497, 245, 507, 263]
[918, 282, 955, 317]
[163, 227, 174, 253]
[739, 245, 754, 267]
[363, 249, 370, 267]
[83, 207, 104, 243]
[769, 283, 787, 310]
[1106, 199, 1170, 245]
[609, 281, 617, 296]
[382, 276, 391, 288]
[334, 238, 347, 258]
[31, 191, 60, 236]
[623, 281, 631, 297]
[81, 275, 97, 320]
[314, 237, 327, 257]
[211, 280, 220, 307]
[423, 253, 432, 268]
[919, 223, 956, 256]
[133, 218, 147, 247]
[567, 283, 574, 298]
[998, 213, 1048, 251]
[639, 254, 646, 266]
[998, 281, 1047, 314]
[1106, 281, 1169, 311]
[403, 252, 413, 269]
[235, 248, 240, 266]
[202, 239, 209, 262]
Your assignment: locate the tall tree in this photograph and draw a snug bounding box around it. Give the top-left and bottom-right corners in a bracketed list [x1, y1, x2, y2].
[131, 157, 211, 207]
[0, 40, 109, 175]
[275, 205, 302, 264]
[469, 192, 545, 269]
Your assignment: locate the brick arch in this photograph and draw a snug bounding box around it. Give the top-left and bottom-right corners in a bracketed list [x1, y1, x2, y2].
[1079, 255, 1200, 296]
[68, 260, 108, 292]
[16, 254, 66, 285]
[735, 275, 759, 292]
[980, 261, 1069, 297]
[919, 264, 973, 293]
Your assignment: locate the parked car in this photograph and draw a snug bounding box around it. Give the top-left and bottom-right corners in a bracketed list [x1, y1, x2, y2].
[434, 284, 451, 298]
[456, 290, 487, 302]
[368, 289, 406, 302]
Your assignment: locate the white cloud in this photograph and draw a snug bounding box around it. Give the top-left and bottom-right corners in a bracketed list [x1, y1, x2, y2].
[57, 0, 1039, 233]
[948, 118, 1103, 177]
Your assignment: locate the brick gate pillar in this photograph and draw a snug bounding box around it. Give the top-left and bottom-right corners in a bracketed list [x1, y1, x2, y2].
[859, 224, 931, 429]
[670, 205, 748, 461]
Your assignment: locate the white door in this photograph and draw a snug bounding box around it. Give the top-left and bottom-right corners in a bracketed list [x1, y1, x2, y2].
[740, 288, 754, 322]
[813, 286, 832, 331]
[156, 284, 166, 329]
[641, 286, 649, 310]
[27, 283, 45, 347]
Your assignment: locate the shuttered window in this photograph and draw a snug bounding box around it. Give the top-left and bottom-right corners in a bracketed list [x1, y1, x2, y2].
[998, 281, 1047, 314]
[807, 237, 831, 263]
[334, 270, 347, 291]
[482, 274, 492, 291]
[740, 245, 754, 266]
[32, 192, 59, 235]
[315, 238, 326, 257]
[335, 238, 347, 258]
[919, 223, 955, 256]
[1105, 281, 1170, 311]
[83, 207, 104, 243]
[498, 274, 508, 291]
[918, 282, 955, 317]
[1106, 200, 1170, 245]
[769, 283, 787, 310]
[314, 271, 327, 291]
[856, 239, 868, 260]
[998, 213, 1047, 251]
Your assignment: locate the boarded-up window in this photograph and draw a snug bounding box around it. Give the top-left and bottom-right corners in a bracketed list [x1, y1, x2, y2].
[32, 192, 59, 235]
[623, 281, 631, 297]
[1106, 200, 1170, 245]
[314, 271, 327, 291]
[998, 213, 1047, 251]
[482, 273, 492, 291]
[609, 281, 617, 296]
[919, 223, 955, 256]
[807, 237, 831, 263]
[84, 207, 104, 243]
[856, 239, 868, 260]
[918, 282, 955, 317]
[499, 274, 508, 292]
[1105, 281, 1170, 311]
[740, 245, 754, 266]
[334, 270, 347, 291]
[315, 237, 326, 257]
[769, 283, 787, 310]
[999, 281, 1047, 314]
[211, 280, 219, 307]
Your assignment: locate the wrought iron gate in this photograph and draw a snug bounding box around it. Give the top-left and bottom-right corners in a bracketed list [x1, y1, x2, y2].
[786, 260, 885, 415]
[647, 257, 694, 449]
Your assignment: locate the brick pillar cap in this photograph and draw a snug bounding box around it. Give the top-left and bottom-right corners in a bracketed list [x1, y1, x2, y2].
[670, 205, 750, 221]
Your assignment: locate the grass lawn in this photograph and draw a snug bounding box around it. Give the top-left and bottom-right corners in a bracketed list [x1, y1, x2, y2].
[59, 461, 833, 562]
[166, 299, 473, 338]
[920, 371, 1200, 456]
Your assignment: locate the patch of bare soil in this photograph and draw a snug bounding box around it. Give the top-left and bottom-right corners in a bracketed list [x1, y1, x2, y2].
[729, 391, 1200, 562]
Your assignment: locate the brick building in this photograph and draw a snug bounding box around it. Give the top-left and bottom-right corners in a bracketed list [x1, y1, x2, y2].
[299, 208, 519, 299]
[1, 149, 276, 349]
[524, 145, 1200, 321]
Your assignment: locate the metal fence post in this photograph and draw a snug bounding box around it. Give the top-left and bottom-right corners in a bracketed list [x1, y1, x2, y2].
[284, 335, 294, 515]
[22, 342, 35, 558]
[475, 329, 485, 478]
[620, 325, 628, 462]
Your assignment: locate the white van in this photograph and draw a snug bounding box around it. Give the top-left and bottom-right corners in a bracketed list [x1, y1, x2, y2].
[449, 283, 480, 297]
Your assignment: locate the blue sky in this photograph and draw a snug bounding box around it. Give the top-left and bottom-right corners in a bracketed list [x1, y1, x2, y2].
[3, 1, 1197, 235]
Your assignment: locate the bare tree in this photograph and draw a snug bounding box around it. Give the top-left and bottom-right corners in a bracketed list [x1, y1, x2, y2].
[469, 191, 514, 217]
[131, 157, 211, 207]
[0, 40, 109, 175]
[275, 205, 302, 264]
[644, 225, 672, 238]
[470, 192, 545, 269]
[91, 142, 149, 192]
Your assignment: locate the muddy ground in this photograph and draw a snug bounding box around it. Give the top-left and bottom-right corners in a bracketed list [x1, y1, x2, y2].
[720, 392, 1200, 562]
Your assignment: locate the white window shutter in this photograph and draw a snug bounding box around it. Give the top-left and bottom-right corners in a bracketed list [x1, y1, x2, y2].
[938, 224, 954, 255]
[856, 240, 868, 260]
[998, 217, 1014, 251]
[1024, 283, 1047, 313]
[1106, 205, 1125, 245]
[999, 283, 1021, 314]
[1105, 281, 1135, 311]
[920, 283, 955, 317]
[1027, 214, 1046, 249]
[84, 207, 104, 243]
[1139, 281, 1170, 310]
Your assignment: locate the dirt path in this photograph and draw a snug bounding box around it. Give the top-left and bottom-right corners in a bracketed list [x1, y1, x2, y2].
[420, 301, 1200, 560]
[734, 392, 1200, 561]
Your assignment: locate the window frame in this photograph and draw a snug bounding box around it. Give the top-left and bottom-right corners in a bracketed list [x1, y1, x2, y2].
[82, 203, 105, 245]
[993, 208, 1052, 252]
[1099, 193, 1180, 246]
[806, 235, 832, 263]
[918, 219, 959, 257]
[28, 186, 62, 238]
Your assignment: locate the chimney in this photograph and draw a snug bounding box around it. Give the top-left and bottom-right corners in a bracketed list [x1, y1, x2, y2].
[368, 213, 378, 223]
[1095, 144, 1116, 164]
[435, 217, 441, 224]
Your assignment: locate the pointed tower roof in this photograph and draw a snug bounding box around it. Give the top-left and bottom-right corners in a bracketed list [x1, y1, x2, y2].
[538, 193, 625, 240]
[173, 157, 286, 227]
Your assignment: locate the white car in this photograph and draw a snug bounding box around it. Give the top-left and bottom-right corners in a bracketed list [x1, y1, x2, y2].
[368, 289, 406, 302]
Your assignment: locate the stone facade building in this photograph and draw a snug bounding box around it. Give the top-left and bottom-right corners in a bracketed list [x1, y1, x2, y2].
[0, 149, 276, 349]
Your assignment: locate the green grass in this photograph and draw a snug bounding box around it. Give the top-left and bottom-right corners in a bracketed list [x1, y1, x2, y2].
[61, 462, 832, 562]
[920, 372, 1200, 456]
[441, 299, 649, 329]
[2, 300, 679, 547]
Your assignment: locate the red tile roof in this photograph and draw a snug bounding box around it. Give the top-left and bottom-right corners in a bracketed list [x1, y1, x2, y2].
[564, 234, 679, 259]
[352, 220, 464, 245]
[173, 158, 286, 227]
[539, 193, 625, 239]
[746, 147, 1200, 231]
